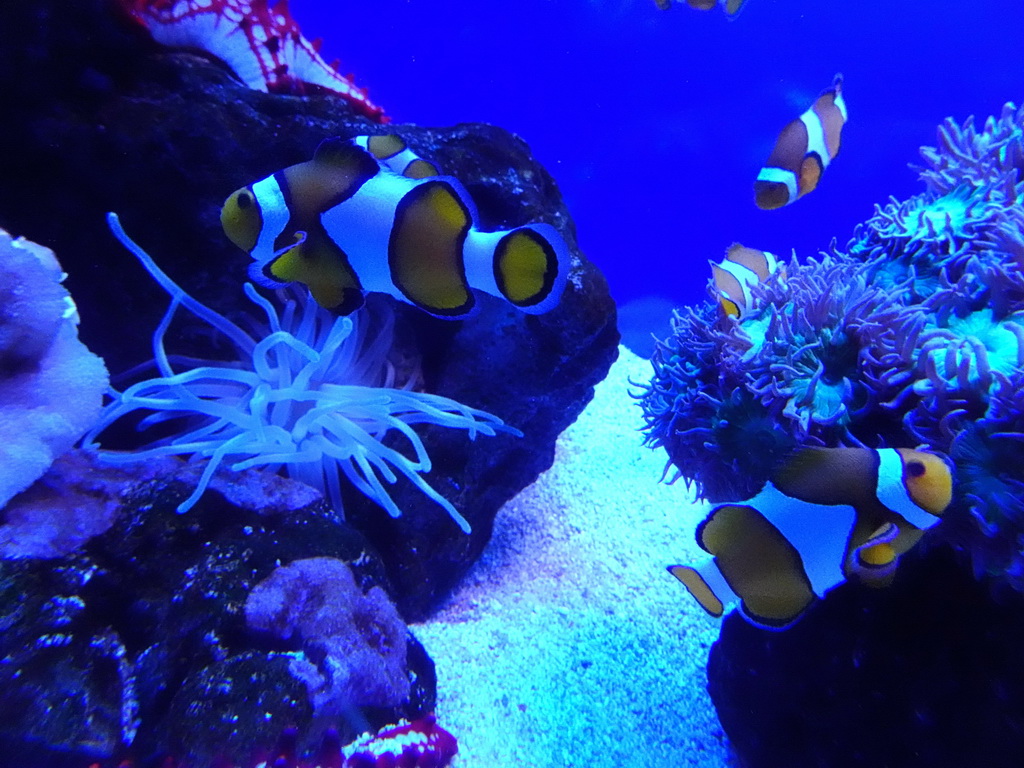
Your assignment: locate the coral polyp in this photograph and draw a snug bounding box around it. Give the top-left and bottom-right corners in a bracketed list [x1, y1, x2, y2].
[84, 214, 518, 533]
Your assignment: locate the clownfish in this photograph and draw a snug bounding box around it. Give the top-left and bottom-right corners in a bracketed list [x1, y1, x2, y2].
[654, 0, 751, 18]
[710, 243, 782, 318]
[668, 446, 953, 630]
[220, 135, 571, 318]
[755, 73, 848, 210]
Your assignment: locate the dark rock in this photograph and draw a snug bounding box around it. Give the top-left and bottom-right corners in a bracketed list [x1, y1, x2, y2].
[0, 0, 618, 621]
[0, 459, 435, 766]
[708, 543, 1024, 768]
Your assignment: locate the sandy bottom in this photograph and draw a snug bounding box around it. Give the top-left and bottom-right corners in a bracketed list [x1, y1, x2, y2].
[414, 346, 737, 768]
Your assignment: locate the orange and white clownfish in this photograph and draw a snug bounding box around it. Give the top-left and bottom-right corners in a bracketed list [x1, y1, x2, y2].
[668, 446, 953, 630]
[755, 73, 848, 210]
[710, 242, 782, 318]
[654, 0, 751, 18]
[219, 135, 571, 318]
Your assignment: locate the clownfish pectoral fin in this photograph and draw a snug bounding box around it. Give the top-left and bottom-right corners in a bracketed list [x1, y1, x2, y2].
[268, 232, 364, 314]
[849, 522, 900, 588]
[798, 154, 824, 196]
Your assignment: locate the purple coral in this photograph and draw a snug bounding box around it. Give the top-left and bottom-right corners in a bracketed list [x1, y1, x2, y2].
[245, 557, 411, 714]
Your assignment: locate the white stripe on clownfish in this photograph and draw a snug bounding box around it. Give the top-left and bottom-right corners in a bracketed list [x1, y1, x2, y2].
[247, 174, 291, 288]
[351, 135, 439, 179]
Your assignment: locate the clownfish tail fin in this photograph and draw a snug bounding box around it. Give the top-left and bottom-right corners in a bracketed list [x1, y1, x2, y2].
[491, 223, 570, 314]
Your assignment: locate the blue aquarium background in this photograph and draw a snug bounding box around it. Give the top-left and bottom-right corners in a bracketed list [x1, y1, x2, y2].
[298, 0, 1020, 335]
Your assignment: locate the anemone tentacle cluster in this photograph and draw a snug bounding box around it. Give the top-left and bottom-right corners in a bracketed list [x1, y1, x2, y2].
[639, 101, 1024, 589]
[638, 301, 792, 501]
[917, 101, 1024, 194]
[84, 214, 518, 533]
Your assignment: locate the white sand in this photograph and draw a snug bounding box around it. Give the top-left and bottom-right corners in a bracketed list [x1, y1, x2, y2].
[414, 346, 737, 768]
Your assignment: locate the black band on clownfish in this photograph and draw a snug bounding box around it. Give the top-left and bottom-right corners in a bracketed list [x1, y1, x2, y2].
[667, 445, 953, 630]
[755, 73, 847, 210]
[220, 135, 571, 319]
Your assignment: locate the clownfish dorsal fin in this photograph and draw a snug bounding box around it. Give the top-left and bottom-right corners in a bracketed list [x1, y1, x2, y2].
[770, 446, 879, 507]
[313, 137, 377, 170]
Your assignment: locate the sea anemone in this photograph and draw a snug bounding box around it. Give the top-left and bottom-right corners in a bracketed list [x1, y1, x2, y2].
[947, 370, 1024, 589]
[850, 178, 1018, 274]
[917, 101, 1024, 195]
[83, 213, 518, 533]
[900, 306, 1024, 448]
[728, 255, 921, 444]
[635, 302, 783, 501]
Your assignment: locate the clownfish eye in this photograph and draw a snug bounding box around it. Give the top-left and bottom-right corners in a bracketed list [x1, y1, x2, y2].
[907, 460, 926, 477]
[220, 186, 262, 253]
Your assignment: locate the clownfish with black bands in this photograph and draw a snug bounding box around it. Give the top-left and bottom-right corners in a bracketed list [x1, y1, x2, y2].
[220, 135, 571, 318]
[755, 73, 848, 210]
[654, 0, 751, 19]
[668, 446, 953, 630]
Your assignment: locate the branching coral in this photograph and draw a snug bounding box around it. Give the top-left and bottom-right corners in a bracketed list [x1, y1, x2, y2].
[83, 214, 518, 533]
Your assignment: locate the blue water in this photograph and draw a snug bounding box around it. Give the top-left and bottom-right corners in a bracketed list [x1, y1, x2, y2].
[294, 0, 1021, 320]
